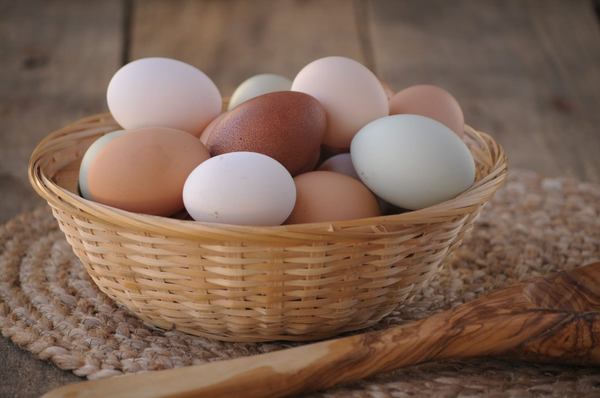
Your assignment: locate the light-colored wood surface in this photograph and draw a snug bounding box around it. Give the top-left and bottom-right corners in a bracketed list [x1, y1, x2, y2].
[43, 263, 600, 398]
[1, 0, 600, 397]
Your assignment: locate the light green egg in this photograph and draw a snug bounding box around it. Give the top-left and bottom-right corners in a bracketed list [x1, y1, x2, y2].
[228, 74, 292, 111]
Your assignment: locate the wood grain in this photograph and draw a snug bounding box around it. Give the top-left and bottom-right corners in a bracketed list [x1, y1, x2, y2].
[0, 0, 125, 224]
[367, 0, 600, 183]
[42, 262, 600, 398]
[129, 0, 366, 96]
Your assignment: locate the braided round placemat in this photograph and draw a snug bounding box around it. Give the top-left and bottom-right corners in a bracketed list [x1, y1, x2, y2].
[1, 169, 600, 397]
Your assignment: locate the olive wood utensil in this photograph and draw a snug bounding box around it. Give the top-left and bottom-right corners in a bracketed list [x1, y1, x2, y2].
[43, 262, 600, 398]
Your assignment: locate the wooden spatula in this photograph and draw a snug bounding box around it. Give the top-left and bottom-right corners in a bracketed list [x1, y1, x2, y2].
[43, 262, 600, 398]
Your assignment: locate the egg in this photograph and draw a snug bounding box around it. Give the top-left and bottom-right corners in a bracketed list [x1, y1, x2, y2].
[207, 91, 326, 176]
[297, 148, 321, 175]
[317, 153, 360, 180]
[199, 112, 227, 145]
[79, 130, 128, 200]
[228, 74, 293, 111]
[107, 57, 222, 137]
[183, 152, 296, 226]
[284, 171, 381, 224]
[87, 127, 211, 216]
[350, 115, 476, 210]
[389, 85, 465, 137]
[291, 56, 388, 148]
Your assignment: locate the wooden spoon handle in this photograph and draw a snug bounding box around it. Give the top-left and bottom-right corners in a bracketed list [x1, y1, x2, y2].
[43, 305, 567, 397]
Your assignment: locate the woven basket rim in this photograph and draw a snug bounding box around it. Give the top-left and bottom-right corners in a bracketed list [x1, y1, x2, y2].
[29, 112, 508, 243]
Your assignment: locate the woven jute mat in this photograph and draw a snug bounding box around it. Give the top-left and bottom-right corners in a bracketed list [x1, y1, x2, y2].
[1, 169, 600, 397]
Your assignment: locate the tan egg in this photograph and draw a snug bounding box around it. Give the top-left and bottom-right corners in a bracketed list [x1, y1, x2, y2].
[389, 85, 465, 137]
[378, 78, 395, 101]
[317, 153, 360, 180]
[284, 171, 381, 224]
[88, 127, 211, 216]
[200, 112, 227, 145]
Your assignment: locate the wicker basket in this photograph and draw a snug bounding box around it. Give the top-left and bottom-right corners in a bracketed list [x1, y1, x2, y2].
[29, 112, 507, 342]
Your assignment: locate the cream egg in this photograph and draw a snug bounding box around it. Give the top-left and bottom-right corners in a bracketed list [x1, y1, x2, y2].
[291, 56, 388, 148]
[107, 57, 222, 137]
[183, 152, 296, 226]
[227, 73, 293, 111]
[350, 115, 475, 210]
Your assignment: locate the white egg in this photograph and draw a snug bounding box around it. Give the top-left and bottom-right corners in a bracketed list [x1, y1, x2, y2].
[79, 130, 128, 200]
[227, 74, 292, 111]
[183, 152, 296, 226]
[107, 58, 221, 137]
[350, 115, 476, 210]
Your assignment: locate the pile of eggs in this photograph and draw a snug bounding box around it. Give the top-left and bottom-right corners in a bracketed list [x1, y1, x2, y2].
[79, 56, 476, 226]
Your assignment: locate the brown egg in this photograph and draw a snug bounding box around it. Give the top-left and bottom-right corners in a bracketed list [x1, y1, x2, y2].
[317, 153, 360, 180]
[284, 171, 381, 224]
[389, 85, 465, 137]
[207, 91, 326, 175]
[199, 112, 227, 144]
[88, 127, 211, 216]
[378, 78, 395, 101]
[297, 147, 321, 175]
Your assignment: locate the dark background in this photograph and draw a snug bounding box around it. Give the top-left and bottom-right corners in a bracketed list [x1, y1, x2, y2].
[1, 0, 600, 396]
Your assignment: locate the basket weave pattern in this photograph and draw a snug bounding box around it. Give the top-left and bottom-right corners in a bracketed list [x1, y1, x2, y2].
[29, 113, 507, 342]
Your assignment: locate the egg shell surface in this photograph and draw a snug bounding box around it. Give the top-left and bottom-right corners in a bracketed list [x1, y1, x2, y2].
[88, 127, 211, 216]
[284, 171, 381, 224]
[389, 85, 465, 137]
[350, 114, 476, 210]
[207, 91, 326, 176]
[107, 57, 222, 137]
[228, 74, 293, 111]
[291, 56, 389, 148]
[183, 152, 296, 226]
[317, 153, 360, 180]
[297, 147, 321, 175]
[199, 112, 227, 145]
[79, 130, 128, 200]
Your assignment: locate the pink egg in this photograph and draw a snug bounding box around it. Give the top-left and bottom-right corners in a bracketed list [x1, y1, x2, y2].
[389, 85, 465, 138]
[292, 57, 389, 148]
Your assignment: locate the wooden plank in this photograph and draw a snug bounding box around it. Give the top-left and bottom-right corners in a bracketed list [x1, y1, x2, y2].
[366, 0, 600, 183]
[0, 0, 125, 224]
[129, 0, 366, 96]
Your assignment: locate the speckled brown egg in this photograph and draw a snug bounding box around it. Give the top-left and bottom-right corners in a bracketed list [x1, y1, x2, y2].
[88, 127, 211, 216]
[297, 147, 321, 175]
[206, 91, 326, 176]
[199, 112, 227, 145]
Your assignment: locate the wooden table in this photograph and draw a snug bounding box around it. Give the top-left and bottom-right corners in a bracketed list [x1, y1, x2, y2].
[1, 0, 599, 396]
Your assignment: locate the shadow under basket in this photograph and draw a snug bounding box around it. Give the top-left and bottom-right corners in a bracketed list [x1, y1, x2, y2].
[29, 113, 507, 342]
